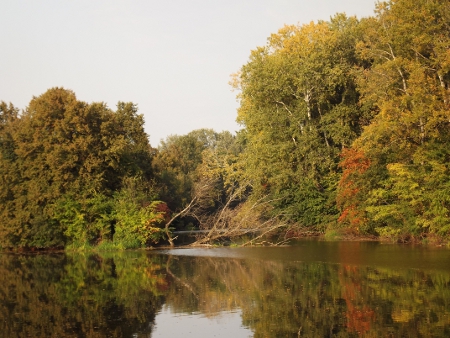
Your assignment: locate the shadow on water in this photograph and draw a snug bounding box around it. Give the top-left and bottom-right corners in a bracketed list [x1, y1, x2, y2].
[1, 239, 450, 337]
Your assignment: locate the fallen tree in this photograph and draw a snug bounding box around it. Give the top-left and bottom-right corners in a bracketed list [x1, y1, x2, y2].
[164, 174, 292, 247]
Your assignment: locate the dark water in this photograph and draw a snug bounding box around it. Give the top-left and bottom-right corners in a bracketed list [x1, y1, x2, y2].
[1, 240, 450, 337]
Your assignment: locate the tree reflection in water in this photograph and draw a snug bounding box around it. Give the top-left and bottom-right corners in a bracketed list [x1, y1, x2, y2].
[1, 244, 450, 337]
[0, 252, 166, 337]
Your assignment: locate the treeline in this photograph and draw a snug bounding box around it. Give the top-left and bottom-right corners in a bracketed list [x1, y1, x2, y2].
[0, 89, 165, 249]
[233, 0, 450, 243]
[1, 0, 449, 249]
[0, 87, 244, 249]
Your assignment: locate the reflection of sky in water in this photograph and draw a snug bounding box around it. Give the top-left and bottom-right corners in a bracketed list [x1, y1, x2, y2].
[152, 306, 253, 337]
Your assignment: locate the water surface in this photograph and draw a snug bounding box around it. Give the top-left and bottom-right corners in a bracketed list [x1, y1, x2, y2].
[1, 240, 450, 337]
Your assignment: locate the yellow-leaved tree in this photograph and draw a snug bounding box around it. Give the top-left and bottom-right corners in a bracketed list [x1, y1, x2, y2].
[337, 0, 450, 241]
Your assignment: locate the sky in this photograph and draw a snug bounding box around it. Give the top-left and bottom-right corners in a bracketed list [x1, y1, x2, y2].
[1, 0, 377, 146]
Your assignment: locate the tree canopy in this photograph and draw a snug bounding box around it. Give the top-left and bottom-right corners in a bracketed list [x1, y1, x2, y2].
[233, 14, 369, 228]
[233, 0, 450, 243]
[0, 88, 162, 249]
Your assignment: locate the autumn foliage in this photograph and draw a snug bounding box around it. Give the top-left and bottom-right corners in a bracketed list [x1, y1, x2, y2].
[1, 0, 450, 248]
[337, 148, 371, 230]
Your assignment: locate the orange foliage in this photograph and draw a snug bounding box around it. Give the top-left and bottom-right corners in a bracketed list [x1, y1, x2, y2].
[338, 206, 366, 228]
[336, 148, 371, 229]
[155, 202, 172, 223]
[337, 243, 375, 334]
[339, 148, 371, 181]
[341, 265, 376, 334]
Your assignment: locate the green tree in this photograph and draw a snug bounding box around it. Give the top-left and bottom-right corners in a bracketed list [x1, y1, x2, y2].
[0, 102, 20, 246]
[152, 129, 236, 216]
[0, 88, 156, 248]
[152, 131, 207, 212]
[234, 15, 367, 228]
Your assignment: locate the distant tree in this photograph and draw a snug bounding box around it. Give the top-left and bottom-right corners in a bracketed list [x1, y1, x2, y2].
[152, 131, 206, 212]
[152, 129, 235, 214]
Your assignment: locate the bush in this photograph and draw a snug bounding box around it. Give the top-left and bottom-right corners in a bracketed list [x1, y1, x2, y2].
[112, 177, 167, 248]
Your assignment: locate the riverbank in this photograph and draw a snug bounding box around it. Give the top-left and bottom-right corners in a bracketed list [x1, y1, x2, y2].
[3, 230, 450, 253]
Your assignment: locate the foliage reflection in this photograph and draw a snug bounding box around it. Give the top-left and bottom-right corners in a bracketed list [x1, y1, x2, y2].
[0, 252, 166, 337]
[1, 248, 450, 337]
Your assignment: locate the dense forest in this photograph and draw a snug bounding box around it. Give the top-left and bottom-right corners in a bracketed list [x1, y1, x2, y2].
[1, 0, 449, 249]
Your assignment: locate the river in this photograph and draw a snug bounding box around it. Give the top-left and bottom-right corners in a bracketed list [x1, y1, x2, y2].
[1, 239, 450, 337]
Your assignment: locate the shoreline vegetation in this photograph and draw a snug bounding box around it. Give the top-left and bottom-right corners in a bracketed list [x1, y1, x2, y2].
[1, 0, 450, 251]
[1, 229, 448, 254]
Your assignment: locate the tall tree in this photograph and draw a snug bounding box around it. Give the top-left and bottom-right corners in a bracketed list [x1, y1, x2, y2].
[234, 15, 367, 227]
[0, 102, 20, 245]
[337, 0, 450, 240]
[0, 88, 155, 248]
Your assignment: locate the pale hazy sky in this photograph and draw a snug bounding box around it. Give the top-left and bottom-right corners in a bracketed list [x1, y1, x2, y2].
[1, 0, 377, 145]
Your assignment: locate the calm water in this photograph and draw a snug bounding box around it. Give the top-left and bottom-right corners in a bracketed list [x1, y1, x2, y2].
[1, 240, 450, 337]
